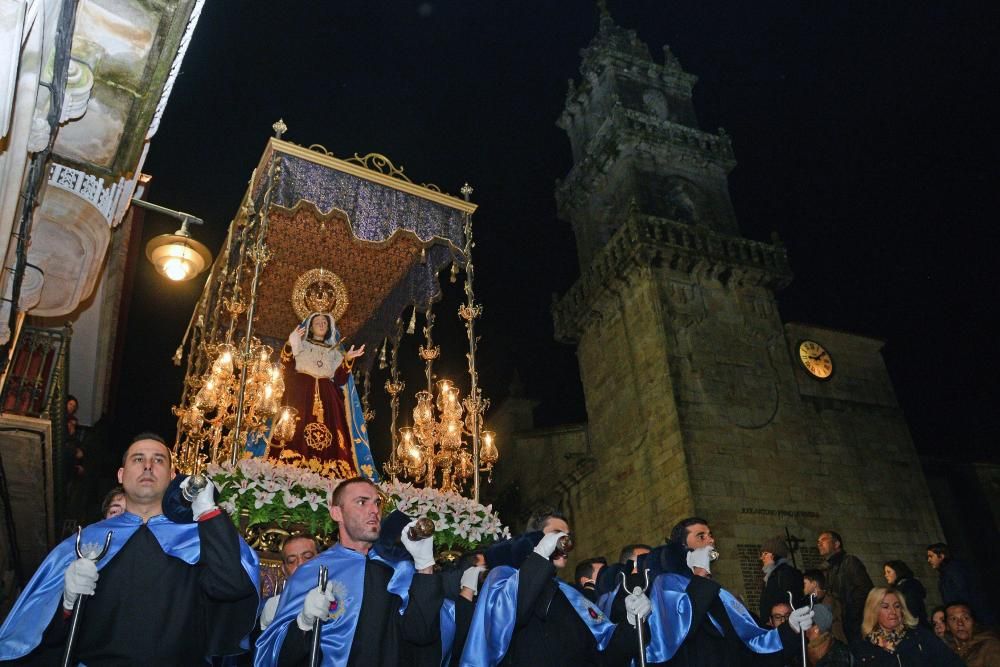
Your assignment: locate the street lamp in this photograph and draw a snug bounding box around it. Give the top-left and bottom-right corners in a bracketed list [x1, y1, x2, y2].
[132, 198, 212, 282]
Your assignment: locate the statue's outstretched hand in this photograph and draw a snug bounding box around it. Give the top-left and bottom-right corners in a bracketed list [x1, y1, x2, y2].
[345, 344, 365, 360]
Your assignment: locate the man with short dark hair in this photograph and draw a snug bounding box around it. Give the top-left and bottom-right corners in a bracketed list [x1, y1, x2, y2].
[643, 517, 813, 665]
[574, 556, 607, 602]
[945, 601, 1000, 667]
[594, 543, 653, 624]
[256, 476, 443, 666]
[259, 534, 320, 630]
[619, 543, 652, 568]
[930, 542, 995, 626]
[460, 509, 650, 666]
[0, 433, 260, 663]
[816, 530, 872, 641]
[768, 601, 792, 628]
[100, 484, 126, 519]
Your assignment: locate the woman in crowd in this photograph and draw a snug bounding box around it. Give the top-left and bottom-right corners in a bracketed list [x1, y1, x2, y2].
[850, 587, 963, 665]
[930, 605, 955, 645]
[882, 560, 929, 627]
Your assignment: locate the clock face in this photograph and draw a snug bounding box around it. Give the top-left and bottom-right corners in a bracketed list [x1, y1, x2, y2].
[798, 340, 833, 379]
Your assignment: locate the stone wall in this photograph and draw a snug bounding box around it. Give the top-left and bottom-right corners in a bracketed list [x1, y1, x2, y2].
[498, 266, 945, 606]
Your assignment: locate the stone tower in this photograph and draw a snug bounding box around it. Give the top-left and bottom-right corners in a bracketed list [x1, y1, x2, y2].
[492, 11, 945, 607]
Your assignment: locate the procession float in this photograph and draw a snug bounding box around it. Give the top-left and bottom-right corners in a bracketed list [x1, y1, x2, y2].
[170, 121, 507, 593]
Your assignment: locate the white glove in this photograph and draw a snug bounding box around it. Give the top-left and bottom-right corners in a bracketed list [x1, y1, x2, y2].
[625, 587, 652, 627]
[533, 531, 567, 559]
[460, 565, 487, 595]
[180, 476, 217, 520]
[686, 546, 714, 574]
[401, 520, 436, 570]
[296, 584, 334, 631]
[260, 594, 280, 630]
[789, 606, 815, 633]
[63, 558, 98, 610]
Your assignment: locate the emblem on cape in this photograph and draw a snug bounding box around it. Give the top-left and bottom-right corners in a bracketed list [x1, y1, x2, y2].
[324, 579, 348, 621]
[79, 542, 105, 559]
[304, 422, 333, 451]
[292, 268, 349, 322]
[587, 605, 605, 622]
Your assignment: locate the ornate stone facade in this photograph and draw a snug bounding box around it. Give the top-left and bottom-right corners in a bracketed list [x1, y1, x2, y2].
[490, 13, 944, 604]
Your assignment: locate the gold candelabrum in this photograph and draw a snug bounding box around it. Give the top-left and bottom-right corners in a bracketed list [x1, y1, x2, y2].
[384, 184, 498, 499]
[173, 335, 298, 473]
[390, 379, 497, 494]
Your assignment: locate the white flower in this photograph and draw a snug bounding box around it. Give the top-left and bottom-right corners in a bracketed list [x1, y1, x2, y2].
[253, 489, 276, 509]
[303, 491, 325, 512]
[282, 490, 305, 509]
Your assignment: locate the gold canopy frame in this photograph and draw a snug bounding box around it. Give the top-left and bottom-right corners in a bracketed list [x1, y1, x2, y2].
[171, 132, 494, 500]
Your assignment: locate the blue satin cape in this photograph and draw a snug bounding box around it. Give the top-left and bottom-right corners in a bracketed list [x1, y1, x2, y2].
[0, 511, 261, 660]
[440, 598, 457, 667]
[459, 566, 618, 667]
[645, 572, 784, 663]
[254, 543, 415, 667]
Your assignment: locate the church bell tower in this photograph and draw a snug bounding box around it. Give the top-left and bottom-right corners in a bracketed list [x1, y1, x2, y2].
[556, 10, 744, 270]
[543, 8, 943, 604]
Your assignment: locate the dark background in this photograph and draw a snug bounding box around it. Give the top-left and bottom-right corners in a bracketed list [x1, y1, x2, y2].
[109, 1, 1000, 466]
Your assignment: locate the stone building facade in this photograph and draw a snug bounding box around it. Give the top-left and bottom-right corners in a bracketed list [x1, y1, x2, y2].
[487, 13, 944, 607]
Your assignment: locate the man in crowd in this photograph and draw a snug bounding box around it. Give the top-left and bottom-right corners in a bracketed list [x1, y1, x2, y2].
[100, 484, 126, 519]
[929, 542, 996, 626]
[803, 603, 853, 666]
[768, 601, 792, 629]
[0, 433, 260, 664]
[259, 534, 321, 630]
[574, 556, 607, 602]
[758, 535, 804, 624]
[619, 543, 652, 575]
[460, 508, 650, 666]
[644, 517, 813, 665]
[803, 569, 846, 643]
[256, 476, 444, 666]
[445, 549, 488, 667]
[945, 601, 1000, 667]
[816, 530, 872, 641]
[594, 542, 654, 624]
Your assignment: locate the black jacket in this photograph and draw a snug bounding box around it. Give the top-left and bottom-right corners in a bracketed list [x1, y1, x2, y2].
[849, 625, 964, 665]
[759, 560, 804, 622]
[893, 577, 928, 627]
[823, 551, 873, 641]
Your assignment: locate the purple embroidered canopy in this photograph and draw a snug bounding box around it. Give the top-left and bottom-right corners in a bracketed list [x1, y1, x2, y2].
[195, 138, 476, 375]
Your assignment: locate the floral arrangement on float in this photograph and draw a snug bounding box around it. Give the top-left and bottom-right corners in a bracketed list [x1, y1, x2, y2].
[207, 453, 509, 555]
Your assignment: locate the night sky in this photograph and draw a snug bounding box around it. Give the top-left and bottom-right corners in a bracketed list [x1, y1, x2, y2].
[111, 1, 1000, 466]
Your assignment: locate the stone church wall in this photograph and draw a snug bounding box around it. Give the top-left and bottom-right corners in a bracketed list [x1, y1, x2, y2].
[494, 271, 944, 606]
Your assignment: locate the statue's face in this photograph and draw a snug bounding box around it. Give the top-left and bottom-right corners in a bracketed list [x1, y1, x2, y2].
[310, 316, 329, 339]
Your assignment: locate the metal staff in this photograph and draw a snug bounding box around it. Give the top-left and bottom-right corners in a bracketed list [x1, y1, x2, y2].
[310, 565, 329, 667]
[790, 591, 815, 667]
[61, 528, 113, 667]
[620, 568, 652, 667]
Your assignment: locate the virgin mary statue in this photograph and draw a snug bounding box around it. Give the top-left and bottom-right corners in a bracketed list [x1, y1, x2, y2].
[280, 311, 379, 480]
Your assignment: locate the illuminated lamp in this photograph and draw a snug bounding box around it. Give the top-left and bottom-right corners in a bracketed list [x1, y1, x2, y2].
[132, 198, 212, 282]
